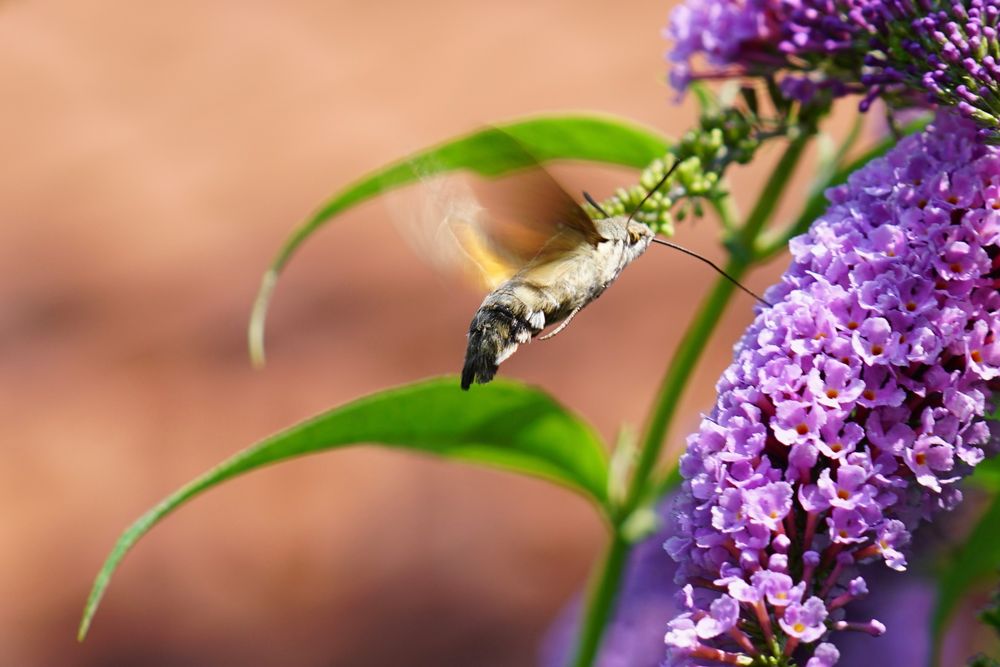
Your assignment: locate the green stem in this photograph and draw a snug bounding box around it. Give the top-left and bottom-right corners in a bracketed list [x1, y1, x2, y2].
[737, 130, 812, 249]
[714, 191, 741, 235]
[569, 533, 629, 667]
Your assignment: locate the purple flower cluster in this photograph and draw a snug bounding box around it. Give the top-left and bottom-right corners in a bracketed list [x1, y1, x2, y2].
[664, 0, 1000, 141]
[663, 0, 778, 92]
[664, 111, 1000, 666]
[663, 0, 868, 96]
[848, 1, 1000, 141]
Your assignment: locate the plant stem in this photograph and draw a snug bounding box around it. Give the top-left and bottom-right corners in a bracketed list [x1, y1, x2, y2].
[738, 130, 812, 248]
[569, 533, 629, 667]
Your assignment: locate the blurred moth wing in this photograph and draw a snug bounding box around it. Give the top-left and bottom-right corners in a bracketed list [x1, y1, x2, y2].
[393, 160, 603, 287]
[394, 173, 520, 291]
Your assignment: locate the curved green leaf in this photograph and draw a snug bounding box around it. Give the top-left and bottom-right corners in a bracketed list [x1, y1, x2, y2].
[78, 377, 608, 640]
[249, 114, 670, 365]
[931, 492, 1000, 665]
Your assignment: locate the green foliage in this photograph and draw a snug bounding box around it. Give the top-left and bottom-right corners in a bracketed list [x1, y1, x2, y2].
[966, 583, 1000, 667]
[970, 457, 1000, 492]
[980, 584, 1000, 636]
[932, 494, 1000, 662]
[78, 377, 609, 640]
[963, 414, 1000, 666]
[248, 114, 671, 366]
[967, 590, 1000, 667]
[968, 404, 1000, 498]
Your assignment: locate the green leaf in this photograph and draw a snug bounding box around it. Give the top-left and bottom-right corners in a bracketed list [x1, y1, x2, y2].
[970, 457, 1000, 492]
[248, 114, 670, 365]
[78, 377, 609, 641]
[931, 493, 1000, 664]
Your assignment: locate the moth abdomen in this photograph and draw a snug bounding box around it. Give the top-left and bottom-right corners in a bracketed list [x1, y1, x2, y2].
[461, 302, 535, 390]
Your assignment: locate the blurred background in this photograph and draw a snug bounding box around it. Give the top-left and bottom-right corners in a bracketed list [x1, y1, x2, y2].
[0, 1, 984, 666]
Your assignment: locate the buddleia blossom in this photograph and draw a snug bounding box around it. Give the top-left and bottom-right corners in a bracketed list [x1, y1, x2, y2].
[663, 111, 1000, 666]
[836, 1, 1000, 142]
[664, 0, 864, 99]
[664, 0, 1000, 141]
[540, 497, 942, 666]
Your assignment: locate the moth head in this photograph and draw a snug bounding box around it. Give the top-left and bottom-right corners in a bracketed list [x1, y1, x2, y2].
[625, 219, 654, 246]
[595, 216, 654, 263]
[623, 219, 654, 262]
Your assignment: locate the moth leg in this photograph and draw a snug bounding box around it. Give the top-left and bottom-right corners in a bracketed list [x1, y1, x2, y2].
[538, 307, 581, 341]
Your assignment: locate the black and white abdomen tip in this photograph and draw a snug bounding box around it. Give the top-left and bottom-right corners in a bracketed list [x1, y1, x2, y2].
[461, 304, 534, 390]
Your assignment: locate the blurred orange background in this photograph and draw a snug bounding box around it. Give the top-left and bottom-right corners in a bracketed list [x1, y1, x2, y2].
[0, 1, 842, 665]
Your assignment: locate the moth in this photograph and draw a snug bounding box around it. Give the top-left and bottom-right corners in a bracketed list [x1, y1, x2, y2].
[397, 131, 761, 390]
[459, 174, 655, 390]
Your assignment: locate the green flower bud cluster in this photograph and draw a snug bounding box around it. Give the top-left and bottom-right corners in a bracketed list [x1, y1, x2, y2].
[584, 105, 763, 235]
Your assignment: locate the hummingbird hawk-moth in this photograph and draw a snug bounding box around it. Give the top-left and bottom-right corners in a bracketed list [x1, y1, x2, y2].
[458, 180, 655, 390]
[397, 130, 761, 390]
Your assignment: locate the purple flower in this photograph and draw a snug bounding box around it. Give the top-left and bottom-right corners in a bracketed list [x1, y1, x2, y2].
[663, 0, 862, 101]
[540, 502, 961, 666]
[806, 643, 840, 667]
[696, 595, 740, 638]
[663, 112, 1000, 666]
[663, 0, 776, 90]
[780, 597, 829, 643]
[753, 569, 804, 608]
[744, 481, 794, 530]
[862, 1, 1000, 141]
[663, 1, 1000, 141]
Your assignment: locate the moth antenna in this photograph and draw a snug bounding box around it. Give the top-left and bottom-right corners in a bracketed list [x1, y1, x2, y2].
[650, 237, 772, 307]
[627, 158, 681, 225]
[583, 191, 610, 219]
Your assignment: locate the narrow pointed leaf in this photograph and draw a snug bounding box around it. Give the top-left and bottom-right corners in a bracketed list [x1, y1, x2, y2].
[249, 114, 670, 365]
[79, 377, 608, 640]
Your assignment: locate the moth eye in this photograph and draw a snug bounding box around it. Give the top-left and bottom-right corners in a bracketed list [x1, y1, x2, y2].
[627, 229, 643, 244]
